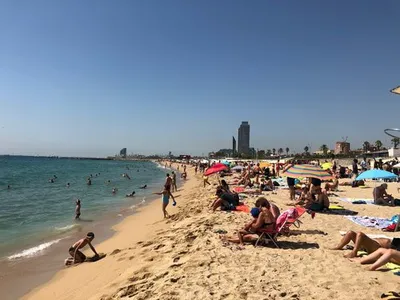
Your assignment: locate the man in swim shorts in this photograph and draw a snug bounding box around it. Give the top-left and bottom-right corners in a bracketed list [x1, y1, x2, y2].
[68, 232, 98, 264]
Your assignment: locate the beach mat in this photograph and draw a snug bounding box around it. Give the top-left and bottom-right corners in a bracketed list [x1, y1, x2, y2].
[235, 205, 250, 213]
[339, 198, 374, 205]
[345, 216, 392, 229]
[319, 209, 358, 216]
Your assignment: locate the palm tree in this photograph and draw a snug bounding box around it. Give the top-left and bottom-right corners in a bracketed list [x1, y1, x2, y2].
[278, 148, 283, 156]
[304, 146, 309, 154]
[320, 144, 328, 155]
[392, 138, 400, 149]
[362, 141, 370, 153]
[266, 149, 272, 157]
[375, 140, 383, 151]
[272, 148, 276, 156]
[285, 147, 289, 156]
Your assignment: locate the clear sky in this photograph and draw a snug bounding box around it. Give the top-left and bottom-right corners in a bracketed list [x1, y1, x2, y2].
[1, 0, 400, 157]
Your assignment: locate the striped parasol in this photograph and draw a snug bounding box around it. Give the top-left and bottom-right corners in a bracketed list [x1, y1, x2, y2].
[282, 164, 333, 180]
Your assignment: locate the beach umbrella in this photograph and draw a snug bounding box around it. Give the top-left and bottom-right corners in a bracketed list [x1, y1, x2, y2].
[221, 160, 230, 166]
[232, 165, 244, 171]
[204, 163, 228, 176]
[356, 169, 398, 181]
[321, 162, 332, 170]
[259, 162, 271, 168]
[282, 164, 333, 180]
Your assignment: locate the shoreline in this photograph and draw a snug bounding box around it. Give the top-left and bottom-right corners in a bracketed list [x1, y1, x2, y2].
[0, 162, 175, 300]
[22, 162, 186, 300]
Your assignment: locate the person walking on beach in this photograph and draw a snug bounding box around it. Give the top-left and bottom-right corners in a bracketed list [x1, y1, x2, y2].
[153, 188, 176, 219]
[67, 232, 98, 265]
[75, 199, 81, 219]
[171, 171, 177, 192]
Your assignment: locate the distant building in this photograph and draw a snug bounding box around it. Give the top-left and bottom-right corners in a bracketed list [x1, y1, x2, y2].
[249, 147, 256, 158]
[238, 121, 250, 155]
[334, 142, 350, 155]
[232, 136, 236, 157]
[120, 148, 127, 158]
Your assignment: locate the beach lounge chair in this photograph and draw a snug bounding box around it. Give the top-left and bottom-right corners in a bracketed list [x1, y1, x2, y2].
[255, 207, 306, 248]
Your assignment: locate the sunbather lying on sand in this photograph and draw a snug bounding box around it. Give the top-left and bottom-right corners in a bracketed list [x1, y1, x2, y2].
[221, 203, 275, 246]
[331, 230, 398, 258]
[324, 175, 339, 192]
[349, 248, 400, 271]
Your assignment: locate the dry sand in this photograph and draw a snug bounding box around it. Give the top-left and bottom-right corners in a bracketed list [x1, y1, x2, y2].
[24, 165, 400, 300]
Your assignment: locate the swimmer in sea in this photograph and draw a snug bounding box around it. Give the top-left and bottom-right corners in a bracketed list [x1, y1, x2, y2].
[75, 199, 81, 219]
[7, 185, 11, 189]
[126, 191, 135, 197]
[66, 183, 70, 188]
[87, 178, 92, 185]
[139, 185, 147, 189]
[112, 187, 117, 194]
[49, 178, 54, 183]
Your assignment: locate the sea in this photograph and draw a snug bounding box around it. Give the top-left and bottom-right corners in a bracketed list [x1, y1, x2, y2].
[0, 156, 169, 261]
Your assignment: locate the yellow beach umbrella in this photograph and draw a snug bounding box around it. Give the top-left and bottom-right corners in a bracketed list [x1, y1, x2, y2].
[259, 162, 271, 168]
[321, 162, 332, 170]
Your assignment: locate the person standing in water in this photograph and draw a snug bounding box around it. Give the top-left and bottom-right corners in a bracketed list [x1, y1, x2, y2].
[171, 171, 177, 192]
[75, 199, 81, 219]
[153, 188, 176, 219]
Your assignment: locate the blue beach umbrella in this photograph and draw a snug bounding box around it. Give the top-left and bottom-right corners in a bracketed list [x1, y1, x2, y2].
[221, 160, 230, 167]
[356, 169, 398, 181]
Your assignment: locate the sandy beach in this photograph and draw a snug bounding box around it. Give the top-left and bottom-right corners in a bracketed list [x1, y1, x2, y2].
[24, 163, 400, 300]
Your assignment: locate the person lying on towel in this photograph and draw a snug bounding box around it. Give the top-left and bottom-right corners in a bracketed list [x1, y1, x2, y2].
[349, 247, 400, 271]
[331, 230, 400, 258]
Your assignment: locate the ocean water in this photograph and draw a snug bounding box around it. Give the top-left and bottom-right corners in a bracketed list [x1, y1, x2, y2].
[0, 156, 168, 259]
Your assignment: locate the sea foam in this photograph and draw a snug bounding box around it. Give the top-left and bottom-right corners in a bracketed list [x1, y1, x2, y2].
[8, 239, 63, 260]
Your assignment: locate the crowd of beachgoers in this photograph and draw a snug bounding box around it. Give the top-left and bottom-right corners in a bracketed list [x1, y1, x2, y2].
[25, 158, 400, 300]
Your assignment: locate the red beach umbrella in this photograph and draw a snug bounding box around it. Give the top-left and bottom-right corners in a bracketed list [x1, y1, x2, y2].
[204, 163, 228, 176]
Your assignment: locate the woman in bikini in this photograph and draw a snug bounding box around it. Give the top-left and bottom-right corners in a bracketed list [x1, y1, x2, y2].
[221, 198, 276, 246]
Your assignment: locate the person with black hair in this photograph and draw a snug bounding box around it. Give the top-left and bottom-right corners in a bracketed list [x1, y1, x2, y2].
[68, 232, 98, 264]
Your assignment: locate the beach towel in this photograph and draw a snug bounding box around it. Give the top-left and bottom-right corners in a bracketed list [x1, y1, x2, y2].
[329, 204, 345, 210]
[345, 216, 392, 229]
[235, 204, 250, 213]
[233, 187, 245, 193]
[339, 198, 374, 205]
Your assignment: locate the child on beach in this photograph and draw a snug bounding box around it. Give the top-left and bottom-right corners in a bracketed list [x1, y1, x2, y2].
[153, 188, 176, 219]
[75, 199, 81, 219]
[66, 232, 98, 265]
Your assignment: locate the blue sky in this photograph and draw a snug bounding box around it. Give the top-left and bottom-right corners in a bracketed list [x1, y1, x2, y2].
[1, 1, 399, 157]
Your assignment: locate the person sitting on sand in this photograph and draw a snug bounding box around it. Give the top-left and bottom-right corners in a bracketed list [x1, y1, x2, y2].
[308, 188, 330, 211]
[67, 232, 98, 265]
[349, 247, 400, 271]
[260, 177, 274, 192]
[295, 185, 313, 207]
[75, 199, 81, 219]
[331, 230, 396, 258]
[324, 175, 339, 192]
[153, 188, 176, 218]
[211, 187, 239, 212]
[126, 191, 135, 197]
[220, 179, 230, 193]
[373, 183, 394, 206]
[222, 202, 276, 246]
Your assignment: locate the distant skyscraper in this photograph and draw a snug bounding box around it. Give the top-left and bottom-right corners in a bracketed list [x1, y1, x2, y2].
[232, 136, 236, 157]
[120, 148, 127, 158]
[238, 121, 250, 155]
